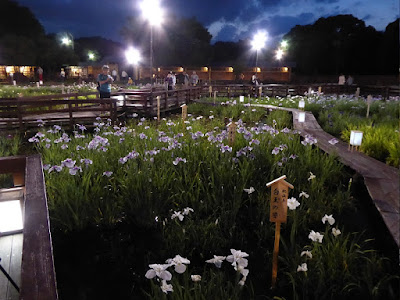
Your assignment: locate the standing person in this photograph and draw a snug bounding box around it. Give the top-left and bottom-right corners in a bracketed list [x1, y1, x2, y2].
[121, 70, 128, 83]
[346, 75, 353, 85]
[37, 66, 43, 84]
[172, 72, 176, 89]
[251, 73, 258, 86]
[111, 69, 118, 81]
[165, 72, 173, 90]
[190, 71, 199, 86]
[338, 74, 345, 85]
[60, 68, 66, 83]
[183, 71, 189, 87]
[97, 65, 114, 98]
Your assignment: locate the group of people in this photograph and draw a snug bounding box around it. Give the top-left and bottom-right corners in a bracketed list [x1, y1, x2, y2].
[338, 74, 354, 85]
[165, 71, 199, 90]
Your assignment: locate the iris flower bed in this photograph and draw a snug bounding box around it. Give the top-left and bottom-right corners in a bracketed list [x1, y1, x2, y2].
[255, 94, 400, 167]
[25, 103, 399, 299]
[0, 83, 100, 97]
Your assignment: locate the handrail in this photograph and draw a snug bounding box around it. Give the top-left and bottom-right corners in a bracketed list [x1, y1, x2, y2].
[0, 155, 58, 300]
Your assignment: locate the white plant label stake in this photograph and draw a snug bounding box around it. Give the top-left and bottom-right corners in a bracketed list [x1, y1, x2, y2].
[266, 175, 294, 288]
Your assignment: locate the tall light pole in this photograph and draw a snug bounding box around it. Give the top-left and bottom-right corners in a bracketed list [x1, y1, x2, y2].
[251, 31, 267, 74]
[140, 0, 164, 86]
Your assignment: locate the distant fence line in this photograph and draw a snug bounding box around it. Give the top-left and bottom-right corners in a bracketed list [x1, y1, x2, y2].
[0, 84, 398, 130]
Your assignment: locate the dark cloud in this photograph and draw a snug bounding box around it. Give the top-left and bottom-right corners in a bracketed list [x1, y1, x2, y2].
[168, 0, 246, 23]
[12, 0, 399, 43]
[314, 0, 339, 3]
[214, 25, 238, 41]
[363, 14, 372, 21]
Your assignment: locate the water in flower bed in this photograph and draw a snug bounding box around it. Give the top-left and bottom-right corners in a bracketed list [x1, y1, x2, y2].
[28, 103, 399, 299]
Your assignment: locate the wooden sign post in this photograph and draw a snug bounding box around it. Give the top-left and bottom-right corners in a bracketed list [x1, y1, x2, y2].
[318, 86, 322, 95]
[209, 86, 212, 98]
[227, 122, 237, 146]
[355, 87, 360, 98]
[181, 104, 187, 121]
[266, 175, 294, 288]
[213, 91, 217, 105]
[259, 86, 262, 98]
[157, 96, 161, 122]
[366, 95, 372, 118]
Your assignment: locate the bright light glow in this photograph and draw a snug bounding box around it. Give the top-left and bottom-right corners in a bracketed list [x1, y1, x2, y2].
[5, 66, 13, 73]
[202, 67, 208, 72]
[281, 40, 288, 48]
[298, 112, 306, 123]
[350, 130, 363, 146]
[0, 200, 23, 234]
[88, 51, 95, 60]
[276, 49, 284, 60]
[125, 47, 141, 65]
[61, 37, 72, 46]
[227, 67, 233, 72]
[282, 67, 288, 72]
[251, 31, 268, 51]
[140, 0, 163, 26]
[255, 67, 261, 73]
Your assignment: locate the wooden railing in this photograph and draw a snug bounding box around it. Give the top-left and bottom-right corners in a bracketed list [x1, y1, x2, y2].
[0, 84, 397, 130]
[115, 87, 203, 115]
[204, 84, 400, 98]
[0, 155, 58, 300]
[0, 94, 117, 130]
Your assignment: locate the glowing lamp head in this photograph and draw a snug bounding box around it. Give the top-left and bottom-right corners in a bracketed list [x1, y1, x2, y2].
[125, 47, 141, 65]
[140, 0, 164, 26]
[61, 37, 71, 46]
[350, 130, 363, 146]
[88, 52, 95, 61]
[251, 31, 268, 51]
[275, 49, 284, 60]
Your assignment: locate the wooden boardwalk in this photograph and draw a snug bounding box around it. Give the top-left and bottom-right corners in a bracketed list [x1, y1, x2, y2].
[0, 234, 22, 300]
[255, 104, 400, 248]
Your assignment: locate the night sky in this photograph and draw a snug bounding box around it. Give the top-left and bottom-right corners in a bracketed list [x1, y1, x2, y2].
[14, 0, 399, 44]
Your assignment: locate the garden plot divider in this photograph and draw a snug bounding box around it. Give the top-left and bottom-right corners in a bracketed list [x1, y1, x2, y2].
[0, 155, 58, 300]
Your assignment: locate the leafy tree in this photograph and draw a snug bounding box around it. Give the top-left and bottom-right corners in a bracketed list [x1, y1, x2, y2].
[380, 18, 399, 74]
[283, 15, 386, 75]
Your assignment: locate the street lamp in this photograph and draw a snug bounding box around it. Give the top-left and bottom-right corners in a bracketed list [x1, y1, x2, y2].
[139, 0, 164, 86]
[125, 46, 141, 80]
[251, 31, 268, 73]
[88, 51, 96, 61]
[275, 49, 284, 60]
[60, 33, 74, 50]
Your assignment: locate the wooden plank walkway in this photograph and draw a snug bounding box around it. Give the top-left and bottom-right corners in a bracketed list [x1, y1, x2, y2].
[0, 234, 22, 300]
[255, 104, 400, 248]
